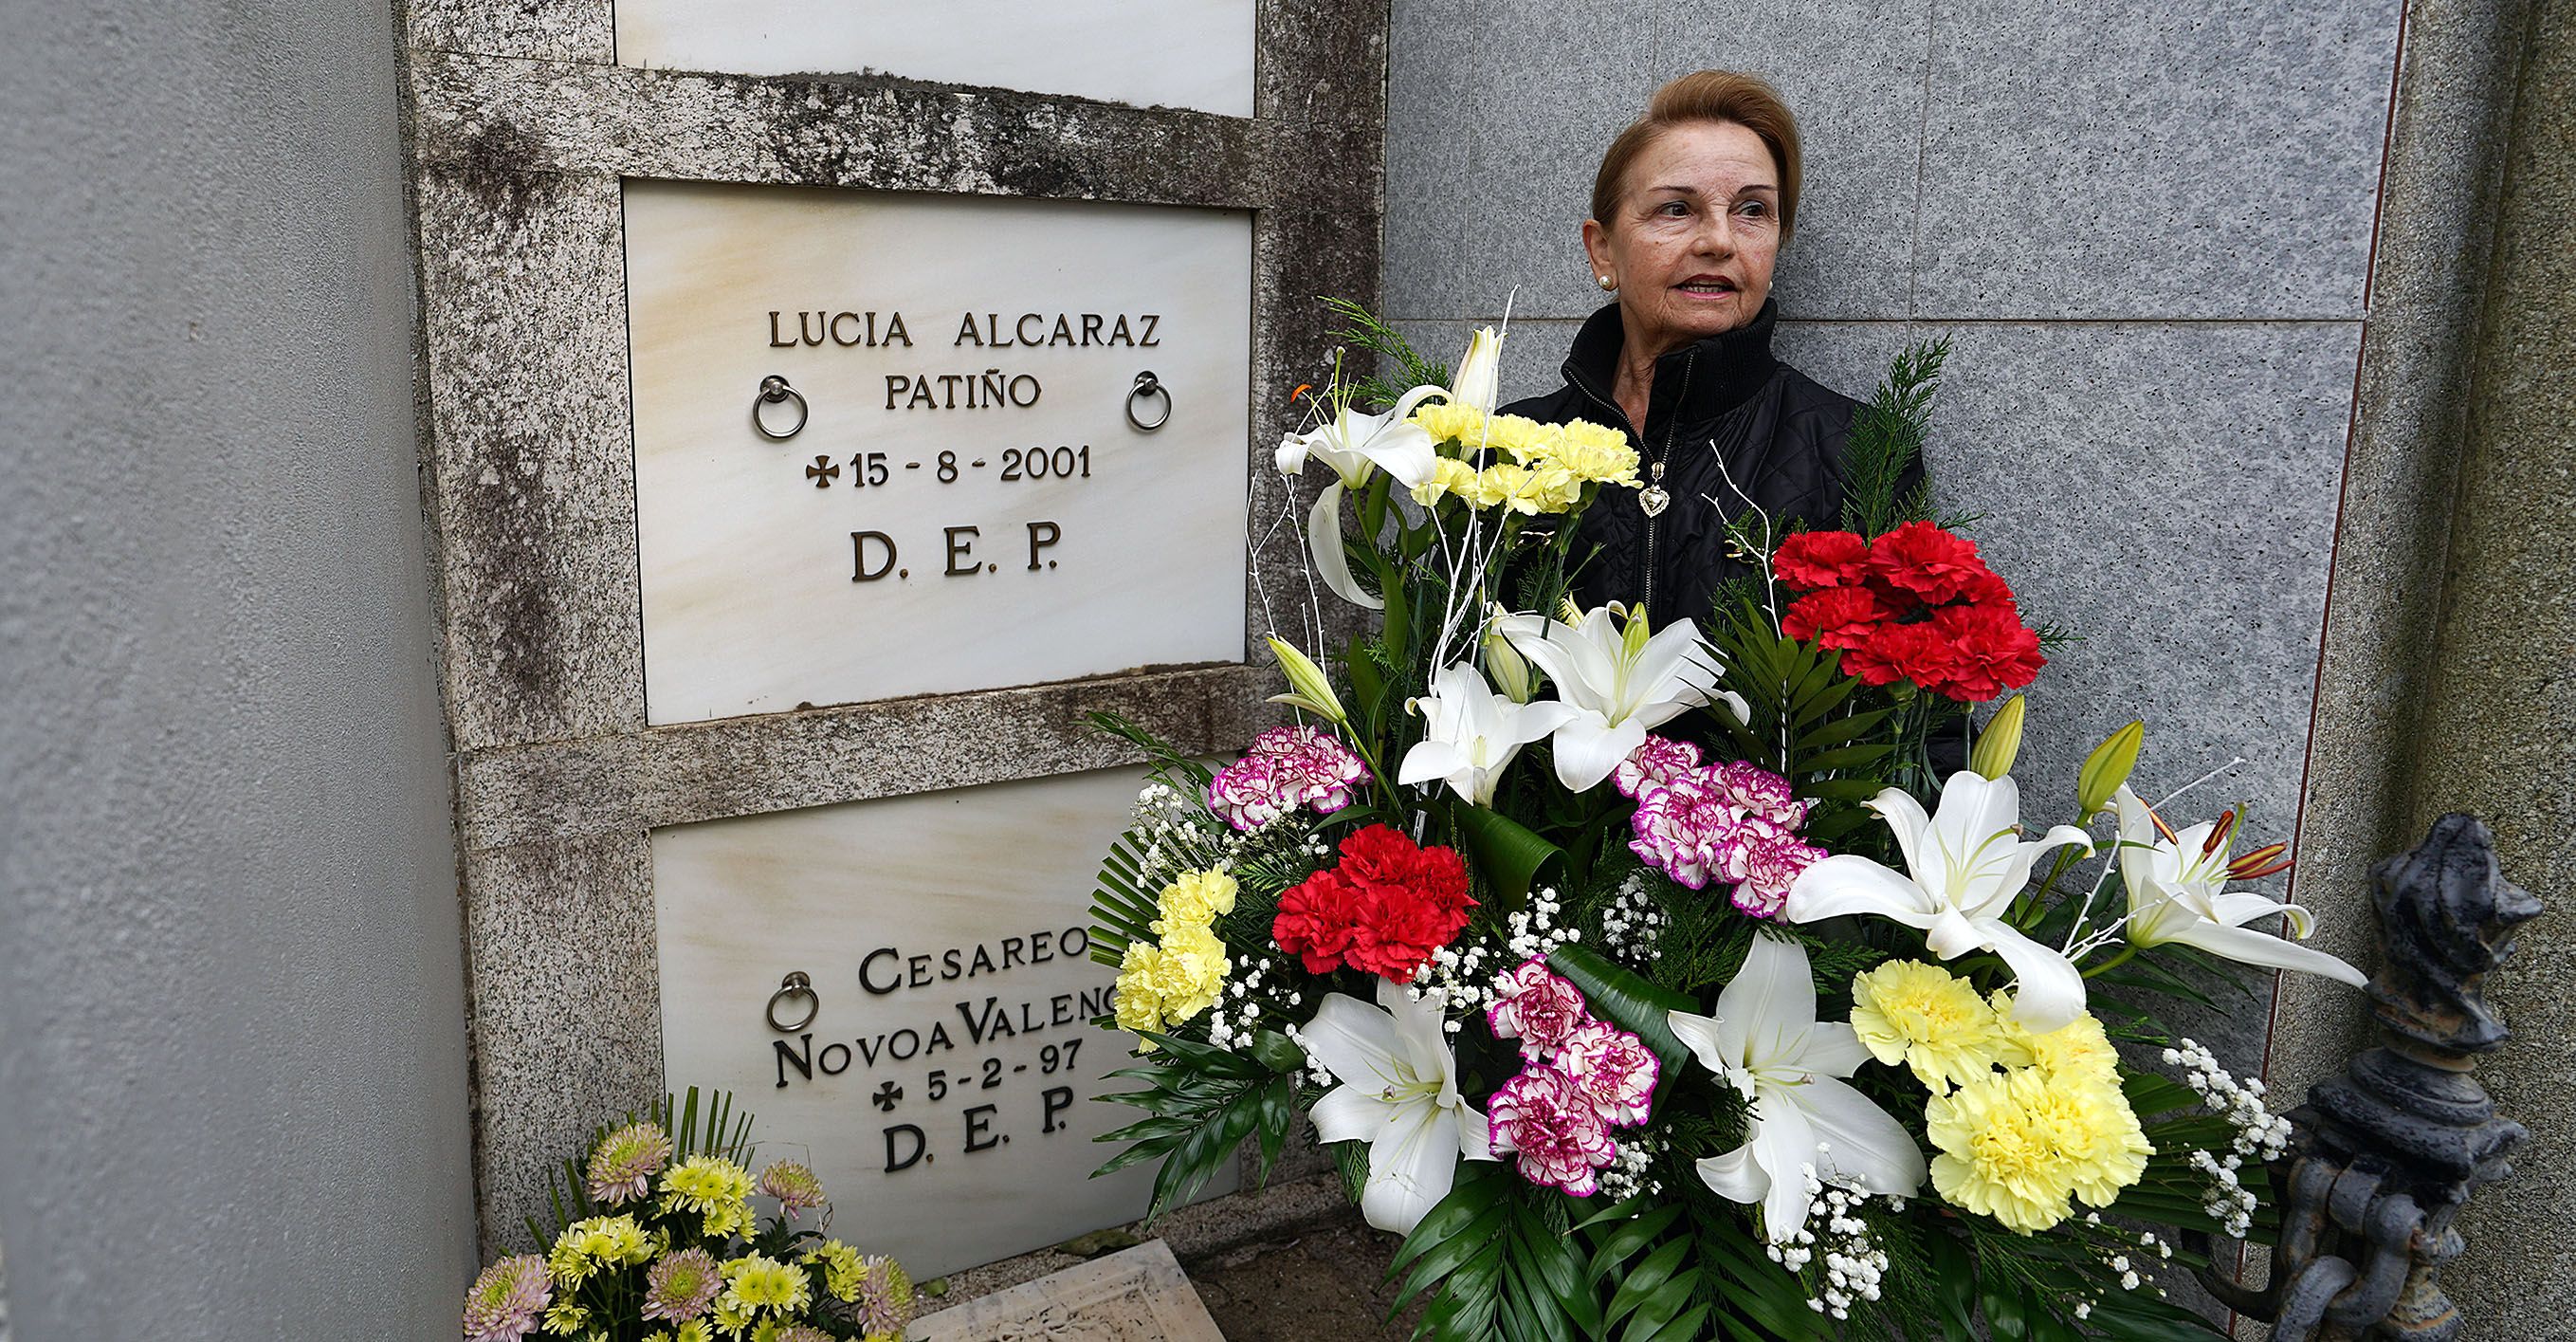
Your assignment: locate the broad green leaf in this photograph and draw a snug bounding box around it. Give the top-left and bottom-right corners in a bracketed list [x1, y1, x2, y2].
[1454, 804, 1565, 904]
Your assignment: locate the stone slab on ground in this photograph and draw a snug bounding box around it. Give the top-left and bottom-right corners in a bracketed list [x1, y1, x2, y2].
[909, 1239, 1224, 1341]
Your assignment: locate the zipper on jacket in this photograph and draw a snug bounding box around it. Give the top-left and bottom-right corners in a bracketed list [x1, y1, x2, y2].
[1639, 351, 1698, 617]
[1562, 348, 1696, 616]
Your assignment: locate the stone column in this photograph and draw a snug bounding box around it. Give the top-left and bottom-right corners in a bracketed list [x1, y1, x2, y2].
[2406, 0, 2576, 1327]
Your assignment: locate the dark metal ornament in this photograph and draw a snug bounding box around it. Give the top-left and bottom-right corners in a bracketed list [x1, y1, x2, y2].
[2195, 814, 2539, 1341]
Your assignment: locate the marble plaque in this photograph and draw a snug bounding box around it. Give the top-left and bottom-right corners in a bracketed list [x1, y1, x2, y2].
[909, 1240, 1225, 1341]
[625, 181, 1253, 726]
[653, 768, 1230, 1279]
[615, 0, 1256, 119]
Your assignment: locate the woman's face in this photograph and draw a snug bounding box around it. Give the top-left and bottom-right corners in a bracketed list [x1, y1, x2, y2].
[1583, 119, 1783, 357]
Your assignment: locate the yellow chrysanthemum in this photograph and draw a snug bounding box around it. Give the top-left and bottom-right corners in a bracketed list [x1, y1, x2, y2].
[658, 1156, 754, 1240]
[546, 1213, 651, 1285]
[1850, 961, 2020, 1091]
[709, 1296, 755, 1336]
[802, 1239, 866, 1303]
[722, 1254, 811, 1313]
[1409, 399, 1488, 447]
[1927, 1067, 2153, 1233]
[674, 1320, 713, 1342]
[1987, 991, 2123, 1085]
[1410, 455, 1482, 506]
[1153, 868, 1238, 934]
[541, 1300, 589, 1336]
[1534, 418, 1641, 487]
[1477, 413, 1560, 463]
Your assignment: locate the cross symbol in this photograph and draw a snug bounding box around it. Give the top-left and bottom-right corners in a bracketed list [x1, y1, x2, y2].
[806, 455, 841, 487]
[872, 1080, 903, 1112]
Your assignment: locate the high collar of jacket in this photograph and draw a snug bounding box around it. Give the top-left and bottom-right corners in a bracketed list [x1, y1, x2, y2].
[1562, 295, 1782, 439]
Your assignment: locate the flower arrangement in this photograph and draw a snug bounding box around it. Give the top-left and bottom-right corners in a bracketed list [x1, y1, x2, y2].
[1079, 304, 2365, 1341]
[1076, 308, 2359, 1329]
[462, 1090, 915, 1342]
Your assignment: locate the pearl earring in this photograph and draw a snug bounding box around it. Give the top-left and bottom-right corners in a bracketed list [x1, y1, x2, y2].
[1597, 274, 1616, 291]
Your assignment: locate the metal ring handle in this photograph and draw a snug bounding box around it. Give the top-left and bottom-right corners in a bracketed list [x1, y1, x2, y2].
[1125, 371, 1171, 432]
[766, 971, 818, 1032]
[753, 375, 809, 441]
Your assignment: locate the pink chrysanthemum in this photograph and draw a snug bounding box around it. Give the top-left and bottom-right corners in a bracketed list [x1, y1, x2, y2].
[1207, 726, 1369, 831]
[1705, 761, 1809, 828]
[583, 1121, 672, 1206]
[1614, 735, 1703, 800]
[772, 1328, 833, 1342]
[1487, 958, 1591, 1059]
[757, 1160, 828, 1220]
[852, 1255, 917, 1337]
[1555, 1021, 1660, 1126]
[641, 1246, 722, 1323]
[1489, 1065, 1619, 1195]
[461, 1255, 550, 1342]
[1730, 827, 1827, 919]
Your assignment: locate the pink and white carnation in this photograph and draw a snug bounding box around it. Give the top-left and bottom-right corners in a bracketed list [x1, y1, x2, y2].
[1207, 726, 1369, 830]
[1613, 734, 1703, 799]
[1627, 772, 1754, 891]
[1488, 1064, 1619, 1195]
[1705, 760, 1808, 828]
[1555, 1020, 1660, 1126]
[1486, 958, 1590, 1059]
[1729, 826, 1827, 920]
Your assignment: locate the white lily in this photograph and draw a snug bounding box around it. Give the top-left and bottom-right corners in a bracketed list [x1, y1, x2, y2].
[1783, 771, 2097, 1031]
[1398, 662, 1579, 807]
[1303, 979, 1496, 1235]
[1450, 326, 1503, 414]
[1278, 386, 1448, 610]
[1493, 603, 1745, 792]
[1668, 934, 1927, 1243]
[2111, 787, 2365, 985]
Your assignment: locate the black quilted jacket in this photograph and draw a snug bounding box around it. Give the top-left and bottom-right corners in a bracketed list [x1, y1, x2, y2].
[1498, 296, 1920, 627]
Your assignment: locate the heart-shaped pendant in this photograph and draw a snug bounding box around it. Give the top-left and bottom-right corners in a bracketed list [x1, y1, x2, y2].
[1638, 487, 1670, 518]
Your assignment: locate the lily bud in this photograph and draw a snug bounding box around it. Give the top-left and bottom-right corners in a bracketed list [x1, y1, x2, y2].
[1968, 694, 2027, 781]
[1481, 623, 1535, 703]
[1264, 634, 1347, 725]
[2076, 721, 2146, 817]
[1450, 326, 1503, 414]
[1558, 596, 1584, 626]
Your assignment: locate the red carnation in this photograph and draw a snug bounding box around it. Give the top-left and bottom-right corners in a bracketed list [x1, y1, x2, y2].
[1772, 529, 1873, 590]
[1867, 521, 1997, 604]
[1843, 620, 1964, 691]
[1923, 603, 2046, 702]
[1273, 825, 1475, 982]
[1782, 586, 1892, 651]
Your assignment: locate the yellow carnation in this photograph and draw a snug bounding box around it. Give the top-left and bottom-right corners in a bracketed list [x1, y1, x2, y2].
[1148, 924, 1230, 1020]
[1987, 991, 2122, 1085]
[1536, 418, 1641, 487]
[1153, 868, 1237, 934]
[1472, 463, 1566, 515]
[1113, 942, 1170, 1042]
[1927, 1067, 2153, 1234]
[1851, 961, 2020, 1091]
[1478, 413, 1559, 463]
[1410, 455, 1482, 506]
[1409, 399, 1488, 447]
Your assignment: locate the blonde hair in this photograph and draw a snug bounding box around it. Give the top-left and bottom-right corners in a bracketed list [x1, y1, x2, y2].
[1590, 70, 1804, 238]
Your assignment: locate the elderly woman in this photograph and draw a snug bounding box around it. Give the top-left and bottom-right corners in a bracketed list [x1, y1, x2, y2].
[1499, 70, 1921, 624]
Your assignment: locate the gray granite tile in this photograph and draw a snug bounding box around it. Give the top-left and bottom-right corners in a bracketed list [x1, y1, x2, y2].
[1383, 0, 1498, 320]
[1382, 0, 1930, 322]
[1918, 319, 2362, 1075]
[1914, 0, 2401, 319]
